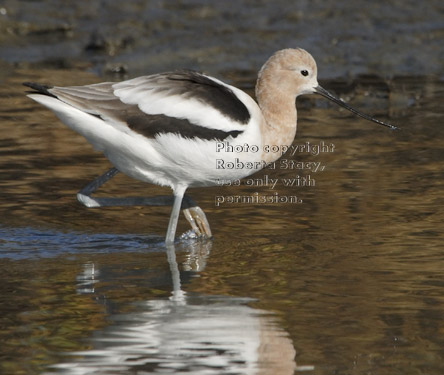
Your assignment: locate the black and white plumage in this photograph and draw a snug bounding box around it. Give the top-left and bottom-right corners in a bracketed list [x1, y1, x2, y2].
[25, 70, 263, 188]
[24, 48, 396, 244]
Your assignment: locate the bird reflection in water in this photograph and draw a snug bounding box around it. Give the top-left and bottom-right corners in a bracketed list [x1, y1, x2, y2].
[58, 242, 311, 375]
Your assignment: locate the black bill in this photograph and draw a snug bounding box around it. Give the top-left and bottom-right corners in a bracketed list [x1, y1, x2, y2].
[314, 85, 398, 130]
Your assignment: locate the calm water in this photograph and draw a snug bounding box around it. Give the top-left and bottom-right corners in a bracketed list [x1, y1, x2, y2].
[2, 68, 444, 375]
[1, 1, 444, 374]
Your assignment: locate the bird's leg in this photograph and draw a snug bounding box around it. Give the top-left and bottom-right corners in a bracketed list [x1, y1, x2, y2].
[77, 167, 177, 207]
[77, 168, 212, 240]
[77, 167, 119, 207]
[183, 206, 212, 239]
[166, 186, 186, 245]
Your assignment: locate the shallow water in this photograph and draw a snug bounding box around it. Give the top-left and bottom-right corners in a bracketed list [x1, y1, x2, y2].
[2, 67, 444, 374]
[2, 1, 444, 374]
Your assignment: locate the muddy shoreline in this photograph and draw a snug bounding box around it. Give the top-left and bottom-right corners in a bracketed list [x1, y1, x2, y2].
[1, 0, 443, 81]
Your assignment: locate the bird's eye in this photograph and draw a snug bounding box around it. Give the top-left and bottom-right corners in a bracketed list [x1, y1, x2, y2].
[301, 70, 309, 77]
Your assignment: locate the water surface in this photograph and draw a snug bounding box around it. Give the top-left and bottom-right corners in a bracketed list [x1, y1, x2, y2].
[2, 66, 444, 374]
[1, 1, 444, 374]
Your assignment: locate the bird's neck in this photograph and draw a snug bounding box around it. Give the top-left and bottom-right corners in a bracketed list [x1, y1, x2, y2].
[256, 83, 298, 163]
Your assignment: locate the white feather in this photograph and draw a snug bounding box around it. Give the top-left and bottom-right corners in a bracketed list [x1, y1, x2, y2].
[113, 74, 257, 133]
[27, 93, 264, 189]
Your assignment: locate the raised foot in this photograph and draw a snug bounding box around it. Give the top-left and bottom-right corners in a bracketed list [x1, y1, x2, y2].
[77, 193, 101, 208]
[183, 206, 212, 239]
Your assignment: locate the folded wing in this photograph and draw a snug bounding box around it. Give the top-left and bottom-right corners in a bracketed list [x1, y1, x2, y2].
[27, 71, 252, 141]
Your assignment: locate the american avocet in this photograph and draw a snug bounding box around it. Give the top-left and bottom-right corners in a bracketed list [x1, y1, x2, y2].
[24, 48, 396, 244]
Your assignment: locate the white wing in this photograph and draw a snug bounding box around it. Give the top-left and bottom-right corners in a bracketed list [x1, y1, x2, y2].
[40, 71, 257, 141]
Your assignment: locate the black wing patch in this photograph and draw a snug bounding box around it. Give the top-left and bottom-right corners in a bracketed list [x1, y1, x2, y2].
[24, 70, 249, 141]
[167, 71, 251, 125]
[126, 113, 242, 141]
[23, 82, 56, 97]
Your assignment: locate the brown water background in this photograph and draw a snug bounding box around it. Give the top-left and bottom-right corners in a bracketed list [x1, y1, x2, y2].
[1, 1, 444, 374]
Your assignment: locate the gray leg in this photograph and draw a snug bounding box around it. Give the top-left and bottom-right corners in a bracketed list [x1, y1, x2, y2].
[77, 167, 196, 209]
[76, 168, 212, 241]
[77, 167, 119, 207]
[165, 186, 186, 245]
[183, 207, 212, 239]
